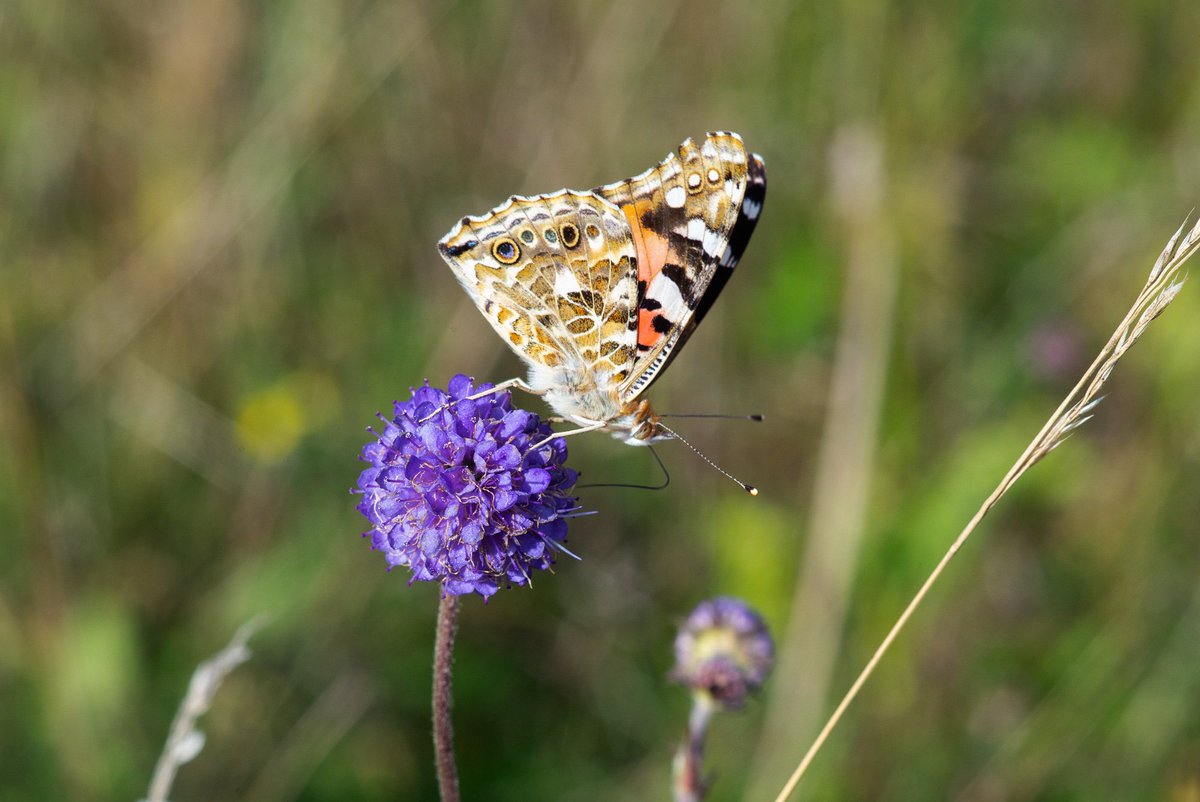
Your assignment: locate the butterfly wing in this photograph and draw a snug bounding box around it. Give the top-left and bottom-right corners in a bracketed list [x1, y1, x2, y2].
[595, 131, 766, 401]
[437, 192, 640, 384]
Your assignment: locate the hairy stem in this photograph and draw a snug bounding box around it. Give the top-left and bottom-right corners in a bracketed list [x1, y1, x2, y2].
[433, 594, 461, 802]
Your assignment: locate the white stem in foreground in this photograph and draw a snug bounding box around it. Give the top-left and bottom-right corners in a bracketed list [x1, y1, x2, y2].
[143, 619, 262, 802]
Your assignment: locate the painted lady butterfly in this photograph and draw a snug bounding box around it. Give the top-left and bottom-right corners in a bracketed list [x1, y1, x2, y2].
[437, 131, 765, 447]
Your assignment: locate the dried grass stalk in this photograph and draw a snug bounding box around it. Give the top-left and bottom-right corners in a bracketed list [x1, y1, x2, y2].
[773, 217, 1200, 802]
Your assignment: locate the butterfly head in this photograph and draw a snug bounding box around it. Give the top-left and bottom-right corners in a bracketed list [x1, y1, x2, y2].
[618, 399, 669, 446]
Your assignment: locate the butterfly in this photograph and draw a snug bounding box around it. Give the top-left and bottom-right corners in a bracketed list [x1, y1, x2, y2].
[437, 131, 765, 448]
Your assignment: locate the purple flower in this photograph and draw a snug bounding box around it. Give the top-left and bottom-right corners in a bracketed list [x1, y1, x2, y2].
[672, 597, 775, 709]
[355, 374, 580, 599]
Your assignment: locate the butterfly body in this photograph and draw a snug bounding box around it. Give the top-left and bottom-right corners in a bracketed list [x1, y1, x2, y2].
[437, 132, 765, 445]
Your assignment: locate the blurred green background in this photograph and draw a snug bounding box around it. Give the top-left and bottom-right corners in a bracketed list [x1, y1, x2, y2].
[4, 1, 1200, 799]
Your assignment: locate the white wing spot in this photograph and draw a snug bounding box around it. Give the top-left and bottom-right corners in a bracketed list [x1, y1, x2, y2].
[707, 168, 720, 184]
[702, 228, 723, 258]
[647, 272, 686, 320]
[687, 218, 706, 242]
[666, 186, 686, 208]
[554, 268, 583, 296]
[742, 198, 762, 220]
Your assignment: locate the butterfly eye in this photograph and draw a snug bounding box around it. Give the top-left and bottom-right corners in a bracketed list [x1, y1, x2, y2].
[492, 238, 520, 264]
[559, 223, 580, 248]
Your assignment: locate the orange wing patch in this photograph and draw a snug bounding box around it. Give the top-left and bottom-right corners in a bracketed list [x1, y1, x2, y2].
[621, 201, 670, 349]
[621, 201, 668, 284]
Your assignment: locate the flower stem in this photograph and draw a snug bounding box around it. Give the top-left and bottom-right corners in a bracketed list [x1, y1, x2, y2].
[433, 593, 461, 802]
[673, 693, 716, 802]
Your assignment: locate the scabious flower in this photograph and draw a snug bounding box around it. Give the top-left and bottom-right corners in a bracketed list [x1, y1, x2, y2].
[355, 374, 580, 599]
[672, 597, 775, 710]
[671, 597, 775, 802]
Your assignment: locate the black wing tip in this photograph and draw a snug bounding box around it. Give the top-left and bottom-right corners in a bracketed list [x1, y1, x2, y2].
[747, 152, 767, 192]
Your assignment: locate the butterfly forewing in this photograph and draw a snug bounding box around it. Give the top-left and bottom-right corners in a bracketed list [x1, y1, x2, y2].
[594, 132, 765, 400]
[693, 147, 766, 326]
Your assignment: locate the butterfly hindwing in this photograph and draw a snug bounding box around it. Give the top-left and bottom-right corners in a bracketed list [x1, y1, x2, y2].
[595, 131, 765, 401]
[437, 192, 640, 381]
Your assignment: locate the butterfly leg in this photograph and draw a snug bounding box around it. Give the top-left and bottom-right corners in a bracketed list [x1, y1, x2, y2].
[533, 421, 607, 450]
[463, 377, 544, 402]
[417, 377, 546, 424]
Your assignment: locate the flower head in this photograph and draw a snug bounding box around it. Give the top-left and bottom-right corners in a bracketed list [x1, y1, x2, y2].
[355, 375, 579, 599]
[672, 597, 775, 710]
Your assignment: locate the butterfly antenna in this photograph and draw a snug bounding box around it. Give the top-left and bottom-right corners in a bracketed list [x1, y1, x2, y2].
[657, 422, 758, 496]
[577, 446, 671, 491]
[659, 413, 764, 422]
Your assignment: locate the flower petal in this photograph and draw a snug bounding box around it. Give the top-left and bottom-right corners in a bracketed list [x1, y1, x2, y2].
[498, 409, 531, 439]
[492, 443, 521, 469]
[447, 374, 474, 399]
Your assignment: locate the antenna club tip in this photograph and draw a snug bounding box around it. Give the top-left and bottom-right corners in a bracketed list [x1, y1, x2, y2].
[750, 414, 764, 422]
[746, 485, 759, 496]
